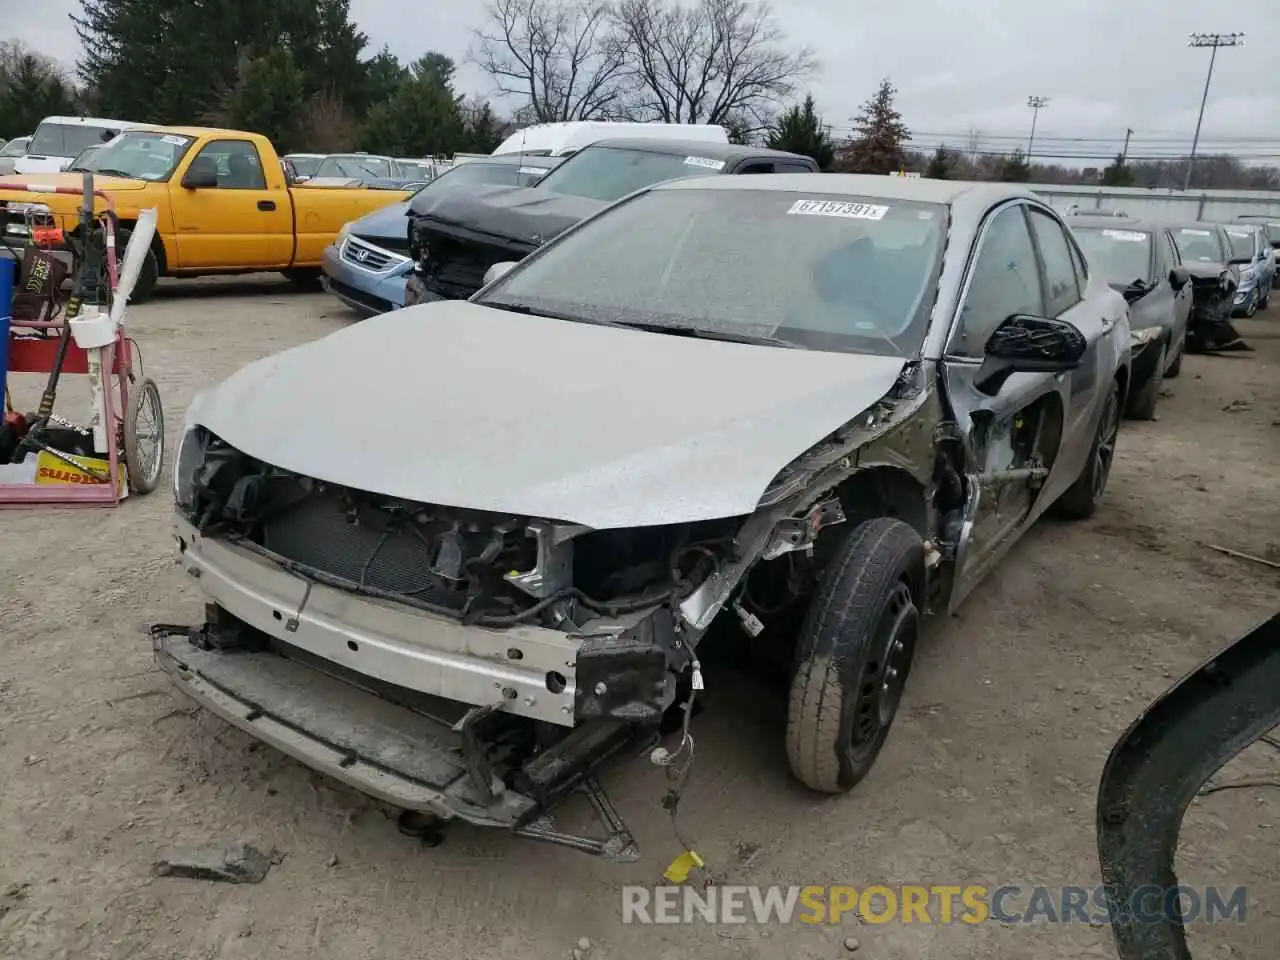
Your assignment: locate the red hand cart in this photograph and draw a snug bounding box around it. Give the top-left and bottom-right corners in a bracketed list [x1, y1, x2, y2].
[1, 179, 165, 508]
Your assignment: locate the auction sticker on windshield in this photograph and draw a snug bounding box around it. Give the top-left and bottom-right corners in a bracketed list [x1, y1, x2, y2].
[161, 135, 188, 146]
[684, 156, 726, 170]
[1102, 229, 1146, 242]
[787, 199, 889, 221]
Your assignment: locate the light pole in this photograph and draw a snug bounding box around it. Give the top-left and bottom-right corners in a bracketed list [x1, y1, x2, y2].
[1026, 96, 1049, 158]
[1184, 32, 1244, 190]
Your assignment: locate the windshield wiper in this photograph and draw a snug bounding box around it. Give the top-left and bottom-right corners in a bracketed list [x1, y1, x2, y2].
[480, 300, 613, 327]
[93, 168, 138, 179]
[608, 320, 799, 348]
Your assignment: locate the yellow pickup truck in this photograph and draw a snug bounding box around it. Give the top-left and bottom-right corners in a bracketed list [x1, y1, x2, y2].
[0, 127, 413, 302]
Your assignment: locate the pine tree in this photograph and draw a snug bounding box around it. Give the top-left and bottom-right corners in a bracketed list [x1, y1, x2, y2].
[765, 94, 835, 170]
[925, 146, 952, 180]
[73, 0, 368, 126]
[998, 148, 1031, 182]
[842, 77, 910, 174]
[1100, 153, 1134, 187]
[0, 49, 77, 136]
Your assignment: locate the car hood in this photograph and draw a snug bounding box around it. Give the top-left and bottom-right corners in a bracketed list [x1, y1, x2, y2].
[0, 170, 150, 192]
[185, 302, 909, 530]
[407, 184, 606, 246]
[347, 200, 412, 241]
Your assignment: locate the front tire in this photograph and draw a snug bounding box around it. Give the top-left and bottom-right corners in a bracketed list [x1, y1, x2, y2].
[282, 268, 323, 291]
[115, 229, 159, 304]
[1165, 334, 1184, 378]
[1054, 379, 1120, 520]
[786, 518, 922, 794]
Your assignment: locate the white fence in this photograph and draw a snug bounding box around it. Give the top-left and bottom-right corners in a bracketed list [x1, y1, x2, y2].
[1027, 183, 1280, 222]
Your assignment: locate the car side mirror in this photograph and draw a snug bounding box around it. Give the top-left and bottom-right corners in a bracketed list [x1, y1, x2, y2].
[975, 314, 1087, 395]
[181, 166, 218, 189]
[482, 261, 518, 286]
[1169, 266, 1190, 291]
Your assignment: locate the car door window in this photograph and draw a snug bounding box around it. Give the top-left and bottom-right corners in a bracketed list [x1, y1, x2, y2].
[774, 160, 816, 173]
[188, 139, 267, 189]
[952, 204, 1043, 358]
[736, 161, 775, 174]
[1028, 209, 1082, 316]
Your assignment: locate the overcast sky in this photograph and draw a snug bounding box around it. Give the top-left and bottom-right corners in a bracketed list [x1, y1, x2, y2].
[15, 0, 1280, 163]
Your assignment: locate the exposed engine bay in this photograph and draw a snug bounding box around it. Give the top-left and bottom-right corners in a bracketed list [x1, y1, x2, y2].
[1184, 263, 1249, 352]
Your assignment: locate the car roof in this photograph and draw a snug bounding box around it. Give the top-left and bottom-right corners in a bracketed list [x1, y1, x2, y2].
[1166, 220, 1227, 232]
[652, 171, 1035, 205]
[464, 153, 560, 167]
[582, 137, 814, 163]
[1069, 215, 1163, 232]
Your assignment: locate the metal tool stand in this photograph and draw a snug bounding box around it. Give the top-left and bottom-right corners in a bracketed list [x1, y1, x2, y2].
[0, 174, 164, 508]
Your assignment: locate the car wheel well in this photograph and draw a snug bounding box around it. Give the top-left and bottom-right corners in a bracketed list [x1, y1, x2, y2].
[828, 467, 929, 598]
[115, 219, 167, 275]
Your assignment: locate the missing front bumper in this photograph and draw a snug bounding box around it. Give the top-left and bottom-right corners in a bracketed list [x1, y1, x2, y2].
[152, 621, 642, 858]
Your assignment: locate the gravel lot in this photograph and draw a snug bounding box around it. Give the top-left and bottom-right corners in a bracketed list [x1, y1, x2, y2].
[2, 277, 1278, 960]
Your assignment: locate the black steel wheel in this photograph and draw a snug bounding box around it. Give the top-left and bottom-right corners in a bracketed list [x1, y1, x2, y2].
[786, 517, 922, 794]
[1054, 379, 1120, 520]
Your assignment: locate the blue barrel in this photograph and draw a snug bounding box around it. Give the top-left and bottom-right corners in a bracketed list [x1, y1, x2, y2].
[0, 256, 13, 405]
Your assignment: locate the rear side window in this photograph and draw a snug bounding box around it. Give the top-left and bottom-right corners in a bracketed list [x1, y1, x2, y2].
[1028, 208, 1082, 316]
[29, 122, 119, 158]
[774, 160, 818, 173]
[532, 146, 727, 201]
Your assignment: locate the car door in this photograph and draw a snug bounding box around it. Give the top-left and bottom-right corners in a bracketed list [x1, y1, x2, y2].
[1024, 204, 1110, 500]
[1161, 230, 1193, 336]
[169, 138, 293, 270]
[939, 200, 1076, 609]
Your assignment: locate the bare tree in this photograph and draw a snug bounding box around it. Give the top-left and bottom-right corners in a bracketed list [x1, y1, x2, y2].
[611, 0, 815, 126]
[472, 0, 628, 122]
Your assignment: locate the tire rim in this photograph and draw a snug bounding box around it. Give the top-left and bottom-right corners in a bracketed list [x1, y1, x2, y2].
[1092, 390, 1120, 501]
[133, 383, 164, 485]
[850, 581, 918, 753]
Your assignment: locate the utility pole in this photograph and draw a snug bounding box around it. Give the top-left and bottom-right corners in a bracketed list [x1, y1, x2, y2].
[1026, 96, 1049, 158]
[1121, 128, 1134, 164]
[1184, 32, 1244, 191]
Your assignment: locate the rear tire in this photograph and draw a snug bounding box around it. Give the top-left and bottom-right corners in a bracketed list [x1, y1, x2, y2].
[282, 268, 323, 291]
[1054, 380, 1120, 521]
[786, 517, 922, 794]
[1124, 343, 1165, 421]
[1165, 336, 1183, 378]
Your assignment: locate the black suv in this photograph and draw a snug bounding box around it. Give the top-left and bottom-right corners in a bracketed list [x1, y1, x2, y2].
[405, 137, 820, 303]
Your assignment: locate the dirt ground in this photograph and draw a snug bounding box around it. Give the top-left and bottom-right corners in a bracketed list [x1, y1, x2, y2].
[1, 278, 1277, 960]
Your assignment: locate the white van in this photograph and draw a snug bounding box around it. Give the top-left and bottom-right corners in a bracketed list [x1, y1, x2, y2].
[491, 120, 728, 158]
[16, 116, 159, 174]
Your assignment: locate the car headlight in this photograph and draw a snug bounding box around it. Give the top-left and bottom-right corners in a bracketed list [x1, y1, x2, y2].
[336, 221, 353, 246]
[1130, 326, 1162, 346]
[172, 427, 204, 510]
[1240, 265, 1255, 280]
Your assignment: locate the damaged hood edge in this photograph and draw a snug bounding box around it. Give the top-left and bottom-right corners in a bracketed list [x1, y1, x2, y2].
[183, 302, 909, 530]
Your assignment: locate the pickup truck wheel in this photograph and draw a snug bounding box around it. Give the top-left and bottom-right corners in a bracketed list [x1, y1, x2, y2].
[785, 517, 922, 794]
[1124, 343, 1165, 421]
[115, 229, 159, 304]
[1053, 379, 1120, 521]
[282, 268, 323, 290]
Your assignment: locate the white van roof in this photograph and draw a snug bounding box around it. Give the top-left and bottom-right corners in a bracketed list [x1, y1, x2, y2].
[492, 121, 728, 158]
[36, 116, 157, 131]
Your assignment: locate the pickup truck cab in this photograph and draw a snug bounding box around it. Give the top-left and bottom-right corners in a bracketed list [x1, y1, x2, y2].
[0, 127, 413, 301]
